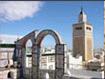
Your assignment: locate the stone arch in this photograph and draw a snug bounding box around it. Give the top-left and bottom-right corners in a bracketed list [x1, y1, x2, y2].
[15, 29, 65, 79]
[32, 29, 65, 79]
[35, 29, 63, 46]
[18, 30, 35, 47]
[15, 31, 36, 78]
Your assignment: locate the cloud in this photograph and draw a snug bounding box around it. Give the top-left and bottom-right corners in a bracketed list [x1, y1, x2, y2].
[0, 1, 43, 21]
[0, 34, 23, 44]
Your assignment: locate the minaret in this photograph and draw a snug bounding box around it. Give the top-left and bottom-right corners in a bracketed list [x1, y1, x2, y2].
[72, 8, 93, 62]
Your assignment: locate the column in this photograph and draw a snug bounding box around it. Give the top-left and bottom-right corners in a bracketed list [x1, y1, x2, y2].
[55, 44, 65, 79]
[31, 44, 40, 79]
[16, 45, 24, 78]
[21, 47, 26, 78]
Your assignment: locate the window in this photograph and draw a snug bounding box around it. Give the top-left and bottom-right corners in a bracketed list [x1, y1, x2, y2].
[48, 56, 55, 62]
[86, 27, 91, 30]
[41, 56, 47, 63]
[75, 27, 82, 30]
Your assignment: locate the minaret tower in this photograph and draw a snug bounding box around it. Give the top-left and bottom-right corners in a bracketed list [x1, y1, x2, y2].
[72, 8, 93, 62]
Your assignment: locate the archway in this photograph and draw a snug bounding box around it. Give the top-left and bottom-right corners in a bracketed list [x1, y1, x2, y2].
[39, 35, 56, 70]
[32, 29, 65, 79]
[26, 39, 32, 68]
[7, 71, 14, 79]
[15, 31, 35, 78]
[15, 29, 65, 79]
[25, 39, 32, 78]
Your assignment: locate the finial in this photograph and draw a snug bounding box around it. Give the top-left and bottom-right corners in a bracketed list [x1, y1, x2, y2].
[81, 6, 83, 12]
[80, 6, 84, 14]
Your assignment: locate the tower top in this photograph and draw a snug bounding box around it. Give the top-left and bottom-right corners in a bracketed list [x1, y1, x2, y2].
[78, 7, 87, 23]
[80, 7, 83, 14]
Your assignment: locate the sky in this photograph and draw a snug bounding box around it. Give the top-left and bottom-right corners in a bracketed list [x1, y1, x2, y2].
[0, 1, 104, 49]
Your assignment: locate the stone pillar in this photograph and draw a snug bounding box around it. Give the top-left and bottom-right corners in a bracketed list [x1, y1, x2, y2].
[31, 44, 40, 79]
[21, 47, 26, 78]
[16, 45, 24, 78]
[55, 44, 65, 79]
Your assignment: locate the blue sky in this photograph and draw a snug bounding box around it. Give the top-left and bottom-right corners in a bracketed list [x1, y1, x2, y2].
[0, 1, 104, 49]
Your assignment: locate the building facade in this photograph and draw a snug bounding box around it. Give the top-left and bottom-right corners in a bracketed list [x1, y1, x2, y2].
[73, 8, 93, 62]
[40, 47, 55, 70]
[0, 34, 20, 79]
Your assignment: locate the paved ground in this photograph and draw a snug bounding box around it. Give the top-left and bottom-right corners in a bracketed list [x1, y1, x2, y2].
[65, 68, 103, 79]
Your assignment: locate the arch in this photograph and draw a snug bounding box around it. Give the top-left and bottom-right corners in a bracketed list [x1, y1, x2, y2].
[15, 31, 36, 78]
[26, 39, 32, 55]
[17, 30, 35, 47]
[45, 72, 49, 79]
[16, 29, 65, 79]
[36, 29, 63, 46]
[7, 71, 14, 79]
[32, 29, 64, 79]
[25, 39, 32, 68]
